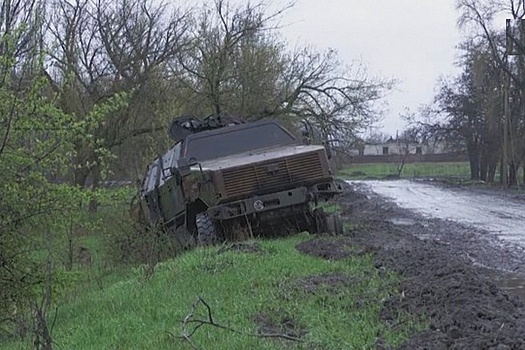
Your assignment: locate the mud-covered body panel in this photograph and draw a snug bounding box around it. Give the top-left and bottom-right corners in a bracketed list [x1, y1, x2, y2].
[198, 144, 325, 170]
[199, 145, 333, 203]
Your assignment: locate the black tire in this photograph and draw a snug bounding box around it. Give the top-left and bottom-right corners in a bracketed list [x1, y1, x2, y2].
[313, 208, 327, 234]
[196, 212, 219, 246]
[325, 213, 344, 235]
[333, 214, 344, 235]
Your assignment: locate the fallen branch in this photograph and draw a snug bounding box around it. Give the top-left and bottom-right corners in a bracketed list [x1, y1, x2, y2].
[171, 296, 303, 348]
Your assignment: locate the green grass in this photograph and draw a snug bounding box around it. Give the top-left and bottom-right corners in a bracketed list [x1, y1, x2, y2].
[339, 162, 471, 179]
[3, 234, 425, 350]
[3, 187, 426, 349]
[318, 201, 341, 214]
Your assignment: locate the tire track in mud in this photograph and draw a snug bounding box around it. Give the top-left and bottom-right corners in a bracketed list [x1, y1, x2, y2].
[335, 181, 525, 349]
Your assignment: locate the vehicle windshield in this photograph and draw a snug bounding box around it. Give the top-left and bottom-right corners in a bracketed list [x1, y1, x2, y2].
[184, 123, 297, 161]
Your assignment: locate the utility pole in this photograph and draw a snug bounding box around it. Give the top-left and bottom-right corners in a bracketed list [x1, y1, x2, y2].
[503, 19, 518, 187]
[502, 71, 510, 186]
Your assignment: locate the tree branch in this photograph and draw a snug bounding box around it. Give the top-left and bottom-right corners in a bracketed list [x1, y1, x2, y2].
[172, 296, 304, 348]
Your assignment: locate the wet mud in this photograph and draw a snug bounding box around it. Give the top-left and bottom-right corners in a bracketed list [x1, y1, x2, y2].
[252, 312, 307, 340]
[295, 238, 352, 260]
[353, 179, 525, 247]
[300, 181, 525, 349]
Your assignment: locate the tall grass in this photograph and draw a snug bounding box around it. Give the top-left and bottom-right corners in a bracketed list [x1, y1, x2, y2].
[339, 162, 471, 179]
[2, 187, 427, 349]
[3, 234, 425, 350]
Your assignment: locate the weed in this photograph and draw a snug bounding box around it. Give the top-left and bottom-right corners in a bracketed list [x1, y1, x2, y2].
[318, 202, 341, 213]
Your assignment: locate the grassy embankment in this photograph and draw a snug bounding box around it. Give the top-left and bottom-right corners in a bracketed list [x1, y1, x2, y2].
[339, 161, 525, 186]
[338, 161, 471, 180]
[2, 187, 426, 350]
[5, 234, 427, 350]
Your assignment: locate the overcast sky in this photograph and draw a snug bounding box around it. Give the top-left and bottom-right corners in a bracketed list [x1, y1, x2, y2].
[277, 0, 463, 136]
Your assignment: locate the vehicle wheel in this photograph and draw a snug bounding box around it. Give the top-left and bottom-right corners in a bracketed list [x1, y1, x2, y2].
[313, 208, 327, 234]
[196, 212, 219, 245]
[325, 213, 344, 235]
[172, 225, 196, 249]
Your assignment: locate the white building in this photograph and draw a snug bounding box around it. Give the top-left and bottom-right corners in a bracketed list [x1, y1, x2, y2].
[349, 138, 448, 156]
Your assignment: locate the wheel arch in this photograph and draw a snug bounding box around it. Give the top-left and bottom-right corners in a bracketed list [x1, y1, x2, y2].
[186, 198, 209, 232]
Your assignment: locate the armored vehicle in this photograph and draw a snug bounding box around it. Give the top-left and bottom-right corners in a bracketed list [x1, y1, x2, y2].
[137, 114, 343, 247]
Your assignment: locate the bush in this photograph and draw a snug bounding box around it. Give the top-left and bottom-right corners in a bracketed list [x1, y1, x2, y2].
[104, 219, 183, 266]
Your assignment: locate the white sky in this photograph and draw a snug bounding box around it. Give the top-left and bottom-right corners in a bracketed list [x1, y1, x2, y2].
[277, 0, 463, 136]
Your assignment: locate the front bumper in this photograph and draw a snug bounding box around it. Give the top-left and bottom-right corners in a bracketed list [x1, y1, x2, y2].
[207, 181, 343, 221]
[207, 187, 310, 220]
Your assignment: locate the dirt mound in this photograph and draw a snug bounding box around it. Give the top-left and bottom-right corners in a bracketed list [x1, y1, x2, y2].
[311, 181, 525, 349]
[252, 312, 307, 340]
[295, 273, 357, 294]
[377, 241, 525, 349]
[217, 241, 263, 254]
[296, 238, 352, 260]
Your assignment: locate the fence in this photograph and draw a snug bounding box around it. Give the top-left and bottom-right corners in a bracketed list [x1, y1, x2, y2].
[347, 153, 468, 164]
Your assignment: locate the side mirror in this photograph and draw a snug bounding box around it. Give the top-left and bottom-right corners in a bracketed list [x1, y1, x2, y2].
[174, 158, 198, 177]
[169, 168, 182, 185]
[175, 158, 190, 177]
[323, 141, 333, 159]
[301, 123, 311, 145]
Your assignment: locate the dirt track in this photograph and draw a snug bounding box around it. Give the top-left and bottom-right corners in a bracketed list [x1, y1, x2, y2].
[300, 181, 525, 349]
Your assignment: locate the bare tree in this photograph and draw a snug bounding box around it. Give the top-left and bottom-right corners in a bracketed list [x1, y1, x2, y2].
[456, 0, 525, 185]
[175, 0, 291, 116]
[177, 0, 394, 146]
[277, 47, 394, 142]
[46, 0, 190, 188]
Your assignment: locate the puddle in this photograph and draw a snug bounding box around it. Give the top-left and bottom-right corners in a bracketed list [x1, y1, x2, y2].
[389, 218, 417, 226]
[480, 269, 525, 299]
[497, 277, 525, 298]
[350, 180, 525, 247]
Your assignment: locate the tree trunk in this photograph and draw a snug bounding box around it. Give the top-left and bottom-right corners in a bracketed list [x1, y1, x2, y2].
[479, 150, 488, 181]
[499, 161, 504, 185]
[89, 162, 101, 213]
[73, 167, 90, 188]
[509, 161, 517, 187]
[468, 147, 480, 180]
[487, 161, 497, 184]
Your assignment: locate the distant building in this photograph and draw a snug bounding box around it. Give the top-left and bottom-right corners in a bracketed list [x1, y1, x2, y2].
[349, 137, 448, 157]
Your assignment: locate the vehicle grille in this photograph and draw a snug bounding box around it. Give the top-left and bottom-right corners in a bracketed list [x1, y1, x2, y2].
[221, 151, 325, 198]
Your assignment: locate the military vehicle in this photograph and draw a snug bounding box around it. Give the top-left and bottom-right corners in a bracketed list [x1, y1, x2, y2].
[137, 114, 343, 247]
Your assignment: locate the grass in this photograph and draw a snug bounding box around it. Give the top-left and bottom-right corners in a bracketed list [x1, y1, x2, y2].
[338, 162, 525, 189]
[3, 234, 425, 350]
[318, 201, 341, 213]
[338, 161, 471, 179]
[3, 188, 427, 349]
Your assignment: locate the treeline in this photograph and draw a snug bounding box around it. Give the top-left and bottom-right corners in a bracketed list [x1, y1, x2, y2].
[415, 0, 525, 186]
[0, 0, 392, 346]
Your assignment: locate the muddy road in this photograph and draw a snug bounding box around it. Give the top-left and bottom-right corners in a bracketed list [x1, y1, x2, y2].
[320, 180, 525, 349]
[346, 180, 525, 275]
[351, 179, 525, 246]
